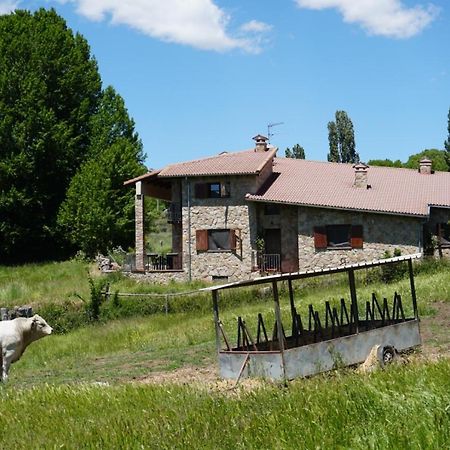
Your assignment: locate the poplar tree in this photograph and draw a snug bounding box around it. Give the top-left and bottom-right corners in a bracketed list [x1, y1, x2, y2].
[327, 110, 359, 163]
[445, 107, 450, 171]
[0, 9, 101, 261]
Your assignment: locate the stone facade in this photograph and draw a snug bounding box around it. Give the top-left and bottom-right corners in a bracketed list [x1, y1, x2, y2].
[131, 165, 449, 282]
[297, 207, 423, 270]
[180, 174, 261, 281]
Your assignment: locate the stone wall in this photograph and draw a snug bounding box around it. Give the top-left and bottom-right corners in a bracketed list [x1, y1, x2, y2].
[297, 207, 422, 270]
[180, 172, 268, 281]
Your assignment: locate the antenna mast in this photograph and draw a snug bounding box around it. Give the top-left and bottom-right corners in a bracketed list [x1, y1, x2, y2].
[267, 122, 284, 143]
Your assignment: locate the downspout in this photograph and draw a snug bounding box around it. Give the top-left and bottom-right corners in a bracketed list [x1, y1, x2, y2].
[186, 177, 192, 281]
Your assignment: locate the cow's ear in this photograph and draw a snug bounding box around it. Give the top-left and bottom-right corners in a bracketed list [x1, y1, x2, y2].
[31, 316, 38, 328]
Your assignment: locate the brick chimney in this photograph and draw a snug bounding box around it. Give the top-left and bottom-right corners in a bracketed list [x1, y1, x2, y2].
[353, 163, 369, 189]
[253, 134, 269, 152]
[419, 157, 432, 175]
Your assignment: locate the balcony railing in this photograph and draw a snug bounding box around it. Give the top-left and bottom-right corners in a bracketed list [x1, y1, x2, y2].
[166, 203, 182, 223]
[146, 253, 182, 271]
[252, 251, 281, 273]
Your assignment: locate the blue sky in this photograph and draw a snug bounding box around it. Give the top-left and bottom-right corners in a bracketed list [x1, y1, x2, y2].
[1, 0, 449, 169]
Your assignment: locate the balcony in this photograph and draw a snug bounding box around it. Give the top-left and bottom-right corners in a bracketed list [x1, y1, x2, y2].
[252, 251, 281, 273]
[146, 253, 182, 271]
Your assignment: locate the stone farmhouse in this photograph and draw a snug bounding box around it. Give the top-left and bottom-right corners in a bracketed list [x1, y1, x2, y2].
[124, 135, 450, 282]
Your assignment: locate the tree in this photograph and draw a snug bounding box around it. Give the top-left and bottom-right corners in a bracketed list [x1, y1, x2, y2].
[327, 110, 359, 163]
[327, 121, 339, 162]
[445, 107, 450, 170]
[285, 144, 306, 159]
[367, 159, 403, 168]
[0, 8, 101, 261]
[58, 87, 146, 256]
[404, 149, 449, 172]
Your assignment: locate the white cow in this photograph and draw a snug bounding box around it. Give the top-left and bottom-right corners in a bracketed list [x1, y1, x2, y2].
[0, 314, 52, 381]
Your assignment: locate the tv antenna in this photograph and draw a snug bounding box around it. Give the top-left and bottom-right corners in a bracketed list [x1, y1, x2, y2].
[267, 122, 284, 143]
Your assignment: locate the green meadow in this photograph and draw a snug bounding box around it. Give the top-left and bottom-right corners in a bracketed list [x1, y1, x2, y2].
[0, 259, 449, 449]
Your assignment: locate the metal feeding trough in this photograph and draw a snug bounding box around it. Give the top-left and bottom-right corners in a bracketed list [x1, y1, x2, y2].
[203, 254, 422, 381]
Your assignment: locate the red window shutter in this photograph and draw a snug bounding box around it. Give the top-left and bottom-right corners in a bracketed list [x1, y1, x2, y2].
[351, 225, 363, 249]
[314, 226, 327, 249]
[196, 229, 208, 251]
[194, 183, 208, 199]
[229, 229, 239, 251]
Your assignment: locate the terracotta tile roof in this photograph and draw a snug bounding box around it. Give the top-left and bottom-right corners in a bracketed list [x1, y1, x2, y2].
[124, 148, 277, 185]
[246, 158, 450, 217]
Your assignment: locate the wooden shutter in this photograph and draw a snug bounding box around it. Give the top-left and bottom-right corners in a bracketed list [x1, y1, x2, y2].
[351, 225, 363, 249]
[196, 229, 208, 251]
[221, 182, 231, 198]
[314, 226, 327, 249]
[229, 229, 241, 254]
[194, 183, 208, 199]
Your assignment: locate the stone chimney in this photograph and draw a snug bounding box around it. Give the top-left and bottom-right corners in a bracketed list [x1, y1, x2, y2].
[353, 163, 369, 189]
[419, 157, 432, 175]
[253, 134, 269, 152]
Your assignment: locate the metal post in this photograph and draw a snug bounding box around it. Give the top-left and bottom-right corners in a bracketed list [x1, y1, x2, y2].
[186, 178, 192, 282]
[348, 269, 359, 334]
[408, 259, 418, 319]
[212, 291, 221, 353]
[272, 281, 287, 380]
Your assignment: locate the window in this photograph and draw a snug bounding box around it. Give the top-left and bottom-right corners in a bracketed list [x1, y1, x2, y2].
[196, 229, 241, 253]
[208, 183, 221, 198]
[194, 182, 230, 199]
[314, 225, 363, 250]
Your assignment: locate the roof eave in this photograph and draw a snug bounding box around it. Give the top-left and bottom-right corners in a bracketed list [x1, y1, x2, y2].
[245, 195, 429, 219]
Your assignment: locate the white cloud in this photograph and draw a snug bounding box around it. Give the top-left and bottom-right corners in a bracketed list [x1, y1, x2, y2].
[295, 0, 439, 38]
[0, 0, 19, 15]
[240, 20, 272, 34]
[58, 0, 270, 53]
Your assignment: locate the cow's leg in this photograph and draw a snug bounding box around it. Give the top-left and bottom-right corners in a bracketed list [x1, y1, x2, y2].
[1, 349, 11, 382]
[0, 349, 3, 382]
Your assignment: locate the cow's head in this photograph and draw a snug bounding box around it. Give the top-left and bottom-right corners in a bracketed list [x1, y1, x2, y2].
[31, 314, 53, 337]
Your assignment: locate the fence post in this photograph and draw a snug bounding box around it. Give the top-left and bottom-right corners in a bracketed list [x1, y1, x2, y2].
[165, 295, 169, 315]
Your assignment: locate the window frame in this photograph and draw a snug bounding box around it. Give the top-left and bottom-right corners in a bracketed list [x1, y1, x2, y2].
[314, 224, 363, 250]
[196, 228, 241, 254]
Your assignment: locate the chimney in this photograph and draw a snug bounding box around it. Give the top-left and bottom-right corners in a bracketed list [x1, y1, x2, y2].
[419, 157, 432, 175]
[353, 163, 369, 189]
[253, 134, 269, 152]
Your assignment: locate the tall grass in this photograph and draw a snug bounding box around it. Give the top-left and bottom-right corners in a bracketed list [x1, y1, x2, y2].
[0, 360, 448, 449]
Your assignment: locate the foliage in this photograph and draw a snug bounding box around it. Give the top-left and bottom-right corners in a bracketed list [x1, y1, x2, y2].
[445, 107, 450, 170]
[0, 8, 101, 262]
[285, 143, 306, 159]
[57, 87, 146, 256]
[380, 249, 407, 283]
[86, 276, 107, 321]
[327, 110, 359, 163]
[404, 148, 449, 172]
[367, 158, 403, 168]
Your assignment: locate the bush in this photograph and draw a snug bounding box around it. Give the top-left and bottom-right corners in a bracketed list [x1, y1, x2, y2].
[380, 249, 408, 282]
[36, 301, 86, 334]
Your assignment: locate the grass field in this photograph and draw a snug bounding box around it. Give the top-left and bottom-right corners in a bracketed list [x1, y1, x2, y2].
[0, 259, 449, 448]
